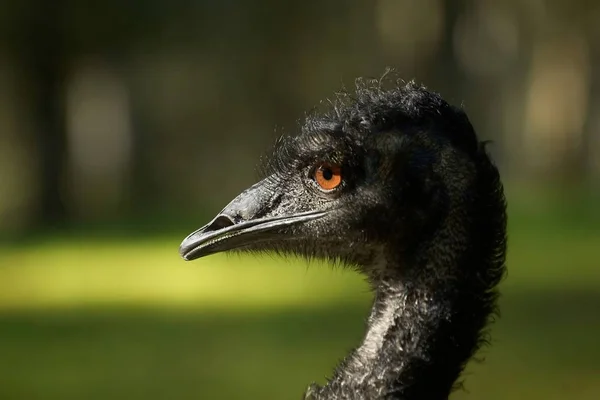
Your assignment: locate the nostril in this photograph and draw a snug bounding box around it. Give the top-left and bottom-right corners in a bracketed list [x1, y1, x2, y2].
[207, 215, 236, 231]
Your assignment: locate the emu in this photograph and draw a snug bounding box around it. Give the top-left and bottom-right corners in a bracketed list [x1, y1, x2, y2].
[179, 78, 507, 400]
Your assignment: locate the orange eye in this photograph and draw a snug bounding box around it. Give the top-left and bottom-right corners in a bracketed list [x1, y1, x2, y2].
[314, 163, 342, 191]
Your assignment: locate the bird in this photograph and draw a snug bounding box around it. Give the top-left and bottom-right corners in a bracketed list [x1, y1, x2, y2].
[179, 77, 507, 400]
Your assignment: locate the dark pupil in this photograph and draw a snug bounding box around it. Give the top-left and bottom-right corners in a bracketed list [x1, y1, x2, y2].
[322, 167, 333, 180]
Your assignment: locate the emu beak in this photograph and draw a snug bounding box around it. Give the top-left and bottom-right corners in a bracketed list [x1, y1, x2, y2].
[179, 179, 326, 261]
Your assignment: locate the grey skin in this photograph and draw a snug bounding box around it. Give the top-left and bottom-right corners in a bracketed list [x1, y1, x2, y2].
[179, 80, 507, 400]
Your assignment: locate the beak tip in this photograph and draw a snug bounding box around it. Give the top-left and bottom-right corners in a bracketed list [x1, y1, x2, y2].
[179, 240, 200, 261]
[178, 243, 191, 261]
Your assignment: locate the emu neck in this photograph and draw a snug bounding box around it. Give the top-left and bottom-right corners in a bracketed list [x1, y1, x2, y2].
[356, 278, 462, 399]
[305, 271, 477, 400]
[306, 216, 498, 400]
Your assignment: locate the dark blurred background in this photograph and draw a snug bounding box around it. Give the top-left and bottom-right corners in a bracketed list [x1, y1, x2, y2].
[0, 1, 599, 399]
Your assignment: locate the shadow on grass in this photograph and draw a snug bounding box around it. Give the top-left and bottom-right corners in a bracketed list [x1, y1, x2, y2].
[0, 288, 599, 400]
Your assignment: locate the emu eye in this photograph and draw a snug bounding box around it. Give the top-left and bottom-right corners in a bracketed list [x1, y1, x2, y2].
[314, 163, 342, 191]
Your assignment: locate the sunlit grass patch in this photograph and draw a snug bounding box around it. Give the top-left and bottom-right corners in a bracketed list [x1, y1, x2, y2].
[0, 239, 370, 311]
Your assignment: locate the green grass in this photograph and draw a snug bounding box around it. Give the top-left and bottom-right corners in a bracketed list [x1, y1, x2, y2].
[0, 196, 599, 399]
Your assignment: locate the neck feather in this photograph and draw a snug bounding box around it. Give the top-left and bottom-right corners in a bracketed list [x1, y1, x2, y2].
[307, 256, 484, 400]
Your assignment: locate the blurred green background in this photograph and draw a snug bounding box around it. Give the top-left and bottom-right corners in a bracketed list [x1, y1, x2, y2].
[1, 1, 599, 399]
